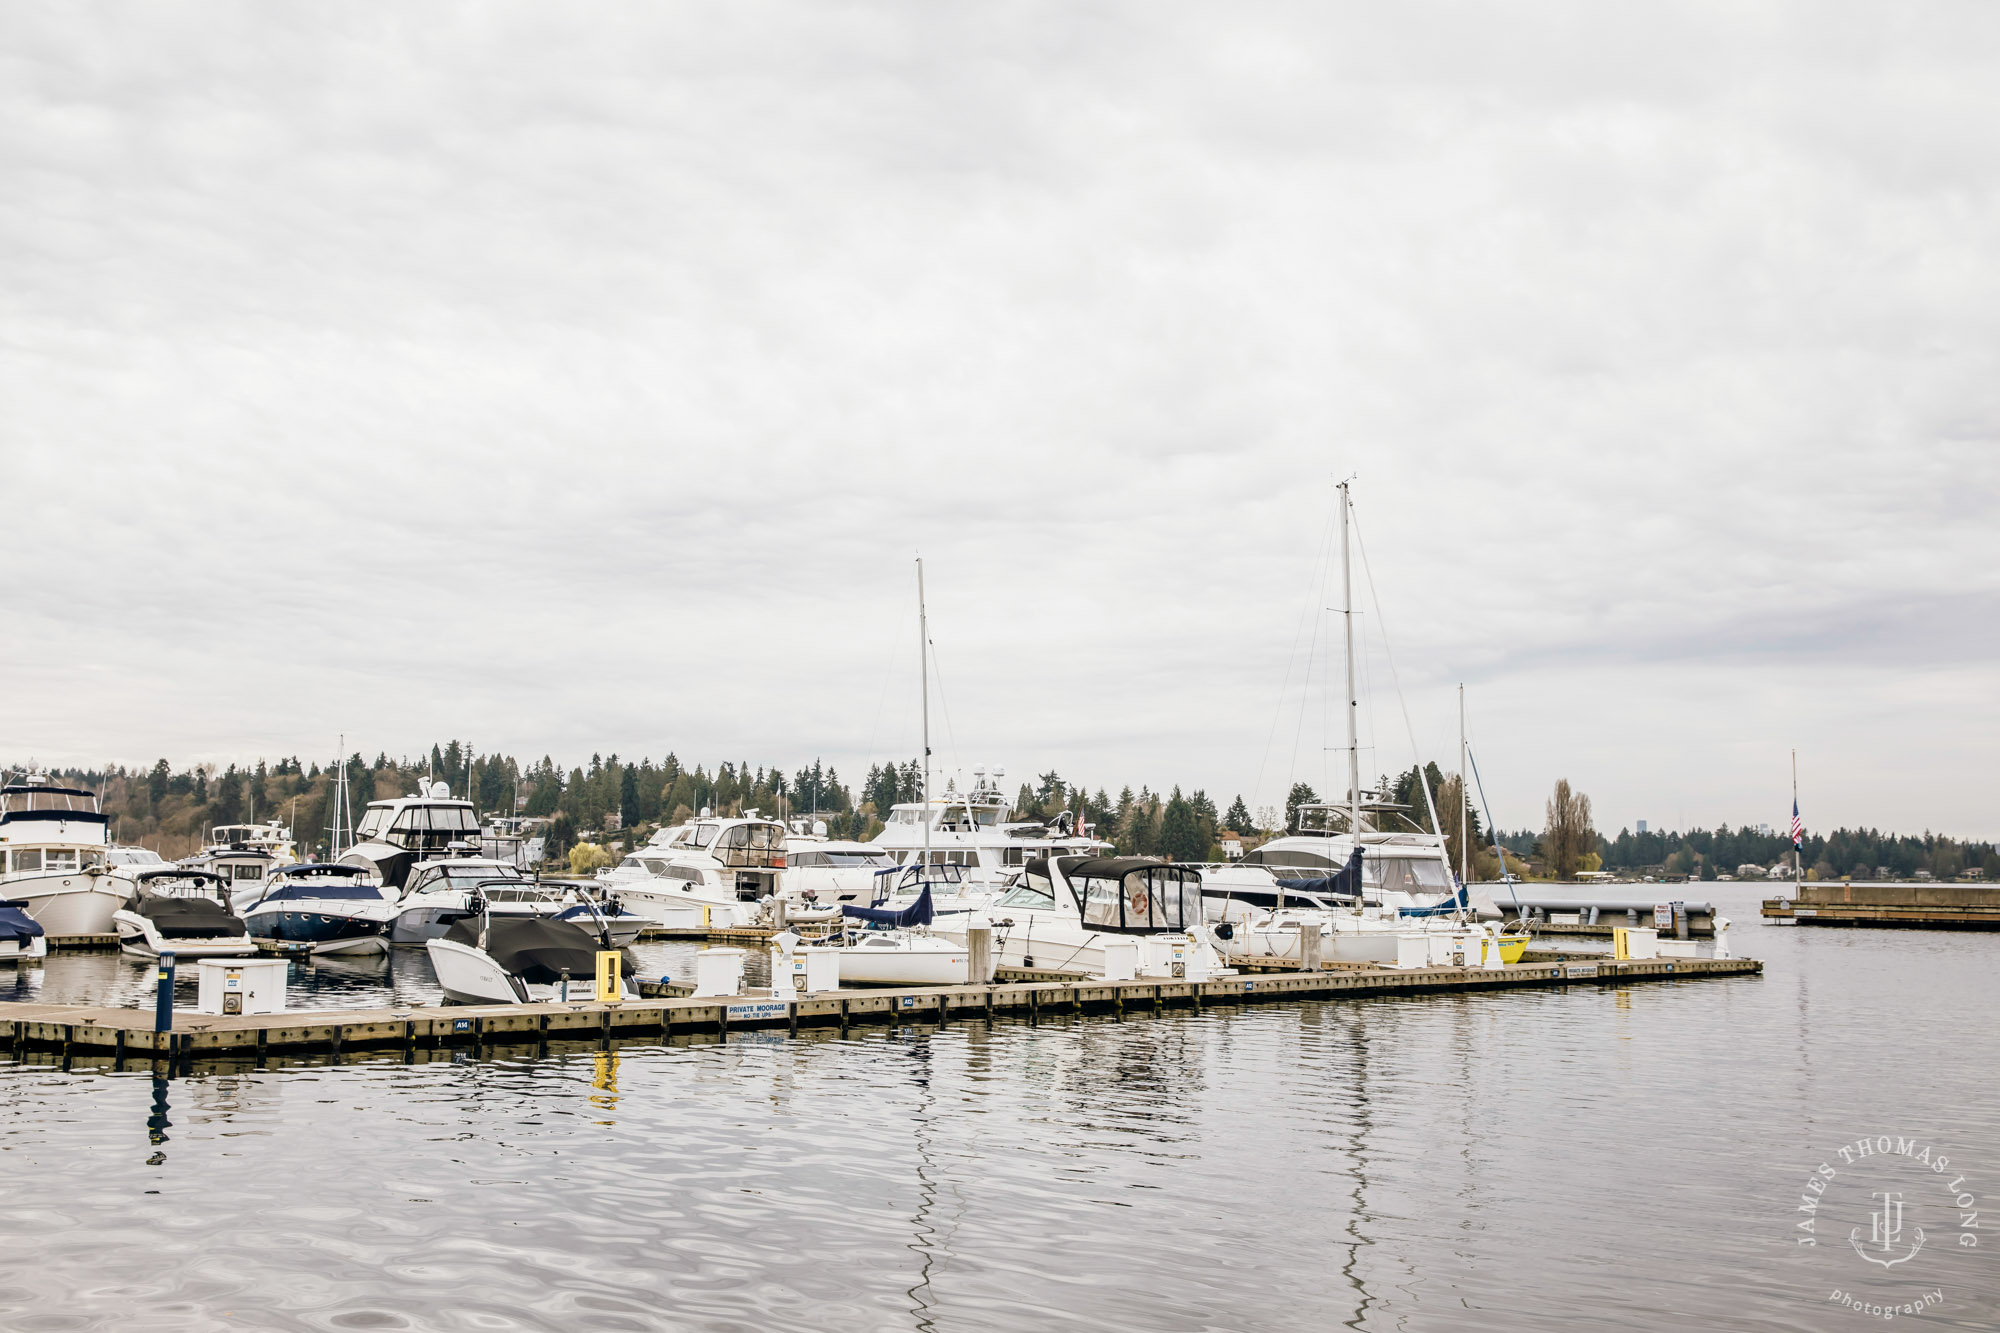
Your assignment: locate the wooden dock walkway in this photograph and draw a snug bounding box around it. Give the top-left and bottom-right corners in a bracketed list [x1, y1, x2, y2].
[1, 955, 1761, 1067]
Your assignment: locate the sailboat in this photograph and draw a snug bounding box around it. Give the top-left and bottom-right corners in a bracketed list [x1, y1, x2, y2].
[1198, 483, 1528, 967]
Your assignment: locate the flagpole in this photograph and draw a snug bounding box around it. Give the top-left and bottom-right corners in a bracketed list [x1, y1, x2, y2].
[1800, 748, 1816, 880]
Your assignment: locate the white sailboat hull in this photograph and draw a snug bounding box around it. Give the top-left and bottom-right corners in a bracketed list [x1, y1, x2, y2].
[836, 935, 971, 986]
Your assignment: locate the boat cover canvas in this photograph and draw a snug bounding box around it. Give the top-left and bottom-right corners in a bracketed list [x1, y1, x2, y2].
[259, 879, 384, 903]
[134, 894, 247, 939]
[443, 915, 631, 985]
[842, 885, 934, 928]
[0, 901, 45, 947]
[1272, 848, 1366, 901]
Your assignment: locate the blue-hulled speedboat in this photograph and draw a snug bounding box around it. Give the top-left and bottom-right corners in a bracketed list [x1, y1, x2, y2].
[242, 863, 398, 955]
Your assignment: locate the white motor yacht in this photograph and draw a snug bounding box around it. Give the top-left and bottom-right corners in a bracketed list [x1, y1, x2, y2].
[605, 810, 787, 928]
[336, 785, 488, 891]
[111, 868, 257, 959]
[779, 835, 897, 908]
[0, 774, 126, 936]
[870, 769, 1112, 881]
[942, 855, 1230, 981]
[390, 853, 539, 944]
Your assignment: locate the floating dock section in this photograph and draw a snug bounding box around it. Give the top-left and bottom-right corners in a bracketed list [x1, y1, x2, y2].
[2, 956, 1760, 1067]
[1763, 883, 2000, 929]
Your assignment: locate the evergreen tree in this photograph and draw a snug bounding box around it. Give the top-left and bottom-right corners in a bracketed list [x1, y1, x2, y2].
[148, 759, 170, 809]
[1284, 782, 1319, 831]
[1160, 788, 1205, 862]
[619, 763, 640, 830]
[1224, 795, 1252, 834]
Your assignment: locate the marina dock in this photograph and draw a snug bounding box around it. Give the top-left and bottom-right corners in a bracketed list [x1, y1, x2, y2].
[1762, 882, 2000, 929]
[3, 955, 1761, 1067]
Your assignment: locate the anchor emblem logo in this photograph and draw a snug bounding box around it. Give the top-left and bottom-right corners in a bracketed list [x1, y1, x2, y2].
[1849, 1191, 1925, 1268]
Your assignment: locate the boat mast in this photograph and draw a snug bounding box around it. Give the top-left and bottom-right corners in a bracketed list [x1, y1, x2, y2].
[918, 556, 931, 867]
[1340, 481, 1359, 840]
[1459, 684, 1469, 886]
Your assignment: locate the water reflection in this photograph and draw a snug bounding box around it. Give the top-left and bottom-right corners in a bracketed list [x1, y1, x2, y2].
[0, 892, 1995, 1332]
[145, 1073, 170, 1165]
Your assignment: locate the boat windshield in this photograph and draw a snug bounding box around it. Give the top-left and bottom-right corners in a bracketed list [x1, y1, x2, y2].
[996, 871, 1056, 911]
[715, 822, 783, 868]
[1365, 857, 1452, 891]
[0, 787, 99, 815]
[826, 851, 893, 867]
[357, 808, 391, 838]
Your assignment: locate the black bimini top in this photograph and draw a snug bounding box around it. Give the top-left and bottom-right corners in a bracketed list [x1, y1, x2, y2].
[135, 894, 247, 939]
[444, 915, 630, 986]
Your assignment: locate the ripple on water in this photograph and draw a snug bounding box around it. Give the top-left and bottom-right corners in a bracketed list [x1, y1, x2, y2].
[2, 897, 1997, 1330]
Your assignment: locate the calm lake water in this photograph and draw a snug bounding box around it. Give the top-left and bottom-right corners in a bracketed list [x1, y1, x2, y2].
[1, 884, 1994, 1331]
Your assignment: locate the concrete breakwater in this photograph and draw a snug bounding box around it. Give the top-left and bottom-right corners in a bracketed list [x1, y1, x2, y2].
[1762, 881, 2000, 928]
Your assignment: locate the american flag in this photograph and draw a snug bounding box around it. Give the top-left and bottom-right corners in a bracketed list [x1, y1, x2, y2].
[1791, 798, 1804, 850]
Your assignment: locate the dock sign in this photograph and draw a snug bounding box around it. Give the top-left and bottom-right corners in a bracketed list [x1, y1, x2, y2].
[1565, 964, 1600, 979]
[725, 1000, 790, 1023]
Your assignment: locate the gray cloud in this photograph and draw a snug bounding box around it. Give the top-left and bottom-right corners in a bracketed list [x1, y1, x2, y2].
[2, 2, 1996, 834]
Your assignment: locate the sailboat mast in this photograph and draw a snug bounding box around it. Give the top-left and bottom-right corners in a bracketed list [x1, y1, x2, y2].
[1459, 684, 1469, 885]
[918, 556, 931, 864]
[1340, 482, 1359, 838]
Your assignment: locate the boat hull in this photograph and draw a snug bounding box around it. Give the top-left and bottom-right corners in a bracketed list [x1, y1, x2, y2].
[244, 907, 392, 955]
[389, 903, 475, 945]
[835, 938, 971, 986]
[0, 936, 48, 962]
[8, 875, 127, 936]
[424, 936, 638, 1004]
[111, 909, 258, 959]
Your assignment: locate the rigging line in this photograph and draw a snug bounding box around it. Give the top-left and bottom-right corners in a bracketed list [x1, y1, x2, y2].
[859, 594, 912, 785]
[926, 636, 963, 784]
[1349, 507, 1448, 858]
[1251, 495, 1338, 822]
[1466, 744, 1522, 916]
[1284, 610, 1322, 817]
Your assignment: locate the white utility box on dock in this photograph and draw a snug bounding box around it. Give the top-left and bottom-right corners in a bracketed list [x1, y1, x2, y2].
[788, 946, 840, 994]
[194, 958, 289, 1016]
[1613, 927, 1660, 960]
[693, 946, 747, 997]
[1100, 939, 1139, 981]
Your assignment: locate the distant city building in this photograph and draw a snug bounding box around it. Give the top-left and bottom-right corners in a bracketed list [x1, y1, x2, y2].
[1757, 823, 1771, 836]
[1636, 819, 1648, 834]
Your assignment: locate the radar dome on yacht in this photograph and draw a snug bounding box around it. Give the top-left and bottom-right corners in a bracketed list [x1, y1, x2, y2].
[430, 781, 450, 799]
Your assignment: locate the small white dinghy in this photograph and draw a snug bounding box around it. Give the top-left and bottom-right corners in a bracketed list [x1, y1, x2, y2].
[425, 910, 638, 1005]
[832, 887, 971, 987]
[0, 900, 48, 963]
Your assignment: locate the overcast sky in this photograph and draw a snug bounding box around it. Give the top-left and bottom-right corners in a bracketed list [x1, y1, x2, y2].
[3, 3, 1995, 837]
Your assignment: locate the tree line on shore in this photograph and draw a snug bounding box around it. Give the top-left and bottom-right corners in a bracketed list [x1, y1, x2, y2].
[11, 747, 1994, 882]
